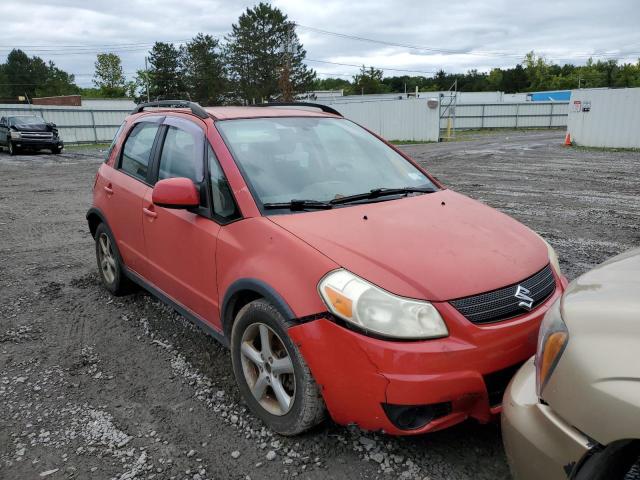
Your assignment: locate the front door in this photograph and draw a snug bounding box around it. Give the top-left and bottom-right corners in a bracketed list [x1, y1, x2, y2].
[141, 116, 221, 325]
[102, 118, 162, 275]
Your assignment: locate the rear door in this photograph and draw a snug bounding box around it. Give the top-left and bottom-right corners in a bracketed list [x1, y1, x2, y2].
[100, 117, 163, 275]
[142, 116, 222, 325]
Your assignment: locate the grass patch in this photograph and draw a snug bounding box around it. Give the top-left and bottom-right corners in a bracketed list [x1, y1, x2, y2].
[64, 143, 110, 150]
[572, 144, 640, 153]
[389, 140, 436, 145]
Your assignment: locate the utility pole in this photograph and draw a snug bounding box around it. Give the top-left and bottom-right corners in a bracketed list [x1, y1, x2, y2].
[144, 57, 150, 103]
[278, 23, 294, 102]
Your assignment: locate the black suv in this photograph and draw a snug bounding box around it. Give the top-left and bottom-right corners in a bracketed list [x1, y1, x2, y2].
[0, 115, 64, 155]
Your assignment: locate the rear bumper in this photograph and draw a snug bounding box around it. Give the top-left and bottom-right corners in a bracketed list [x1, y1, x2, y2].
[502, 358, 592, 480]
[289, 274, 567, 435]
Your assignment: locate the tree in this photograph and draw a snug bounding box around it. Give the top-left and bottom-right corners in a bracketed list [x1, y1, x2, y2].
[0, 49, 78, 100]
[225, 3, 315, 103]
[180, 33, 226, 105]
[93, 53, 126, 97]
[148, 42, 186, 100]
[352, 66, 388, 94]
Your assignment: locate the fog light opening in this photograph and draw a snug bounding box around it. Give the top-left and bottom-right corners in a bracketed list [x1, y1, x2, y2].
[382, 402, 452, 431]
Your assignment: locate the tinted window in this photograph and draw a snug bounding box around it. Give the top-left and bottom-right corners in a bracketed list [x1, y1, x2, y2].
[216, 117, 436, 205]
[158, 126, 203, 182]
[208, 145, 239, 221]
[120, 122, 160, 181]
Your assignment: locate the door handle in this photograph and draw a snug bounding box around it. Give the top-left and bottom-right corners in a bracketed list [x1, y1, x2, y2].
[103, 184, 114, 195]
[143, 207, 157, 219]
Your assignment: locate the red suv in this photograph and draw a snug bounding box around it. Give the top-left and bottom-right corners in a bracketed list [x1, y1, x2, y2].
[88, 100, 567, 436]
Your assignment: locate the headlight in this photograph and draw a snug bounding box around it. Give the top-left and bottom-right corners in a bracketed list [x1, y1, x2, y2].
[535, 298, 569, 396]
[318, 269, 448, 340]
[10, 131, 21, 139]
[531, 230, 562, 275]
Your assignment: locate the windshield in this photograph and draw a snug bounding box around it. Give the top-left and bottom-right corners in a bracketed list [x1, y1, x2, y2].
[216, 117, 436, 207]
[11, 116, 45, 126]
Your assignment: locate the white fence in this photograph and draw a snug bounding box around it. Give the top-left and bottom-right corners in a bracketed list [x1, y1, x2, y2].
[330, 99, 441, 142]
[0, 104, 129, 143]
[441, 102, 569, 130]
[1, 99, 572, 145]
[567, 88, 640, 148]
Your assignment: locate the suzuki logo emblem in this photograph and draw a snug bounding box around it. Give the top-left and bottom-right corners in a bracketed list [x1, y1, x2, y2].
[515, 285, 534, 310]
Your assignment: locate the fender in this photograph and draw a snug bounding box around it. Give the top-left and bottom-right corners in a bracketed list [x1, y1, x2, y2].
[221, 278, 296, 338]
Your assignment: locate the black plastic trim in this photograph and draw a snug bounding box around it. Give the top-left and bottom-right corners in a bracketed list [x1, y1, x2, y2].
[221, 279, 296, 337]
[132, 100, 211, 119]
[254, 102, 342, 117]
[124, 267, 228, 348]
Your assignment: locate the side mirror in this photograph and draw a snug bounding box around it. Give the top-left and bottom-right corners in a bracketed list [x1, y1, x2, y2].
[152, 177, 199, 209]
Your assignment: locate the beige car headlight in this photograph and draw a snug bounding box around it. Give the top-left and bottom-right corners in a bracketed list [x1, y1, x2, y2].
[535, 298, 569, 396]
[318, 269, 448, 340]
[10, 131, 21, 139]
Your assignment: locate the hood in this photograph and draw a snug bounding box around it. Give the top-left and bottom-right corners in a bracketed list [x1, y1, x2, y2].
[269, 189, 549, 301]
[562, 247, 640, 330]
[12, 123, 50, 132]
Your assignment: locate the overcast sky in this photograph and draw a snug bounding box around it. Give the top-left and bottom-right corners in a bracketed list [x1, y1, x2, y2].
[2, 0, 639, 87]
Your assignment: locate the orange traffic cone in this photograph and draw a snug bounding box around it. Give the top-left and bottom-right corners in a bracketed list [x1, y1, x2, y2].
[564, 133, 572, 146]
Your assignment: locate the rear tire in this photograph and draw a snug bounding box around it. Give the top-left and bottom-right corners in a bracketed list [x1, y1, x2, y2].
[231, 299, 326, 435]
[94, 223, 136, 296]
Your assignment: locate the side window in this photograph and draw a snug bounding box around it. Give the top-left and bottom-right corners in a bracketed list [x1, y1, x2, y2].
[120, 122, 160, 181]
[208, 145, 240, 221]
[158, 126, 203, 183]
[105, 122, 126, 162]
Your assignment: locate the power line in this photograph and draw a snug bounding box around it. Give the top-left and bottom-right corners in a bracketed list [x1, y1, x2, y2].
[306, 58, 437, 75]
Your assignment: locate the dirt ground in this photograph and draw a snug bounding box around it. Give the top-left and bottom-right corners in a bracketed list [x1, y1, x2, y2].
[1, 130, 638, 480]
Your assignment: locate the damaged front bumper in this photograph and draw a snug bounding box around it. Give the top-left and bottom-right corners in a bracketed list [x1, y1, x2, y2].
[288, 280, 565, 435]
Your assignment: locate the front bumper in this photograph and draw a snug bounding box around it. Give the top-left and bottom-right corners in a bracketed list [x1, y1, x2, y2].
[289, 274, 567, 435]
[12, 138, 63, 149]
[502, 358, 592, 480]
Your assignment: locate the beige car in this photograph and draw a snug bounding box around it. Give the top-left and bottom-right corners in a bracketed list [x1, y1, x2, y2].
[502, 248, 640, 480]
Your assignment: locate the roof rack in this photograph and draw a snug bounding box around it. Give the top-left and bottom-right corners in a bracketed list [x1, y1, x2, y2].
[254, 102, 342, 117]
[132, 100, 210, 119]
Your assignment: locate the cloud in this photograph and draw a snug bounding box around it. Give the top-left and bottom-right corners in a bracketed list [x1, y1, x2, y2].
[1, 0, 638, 87]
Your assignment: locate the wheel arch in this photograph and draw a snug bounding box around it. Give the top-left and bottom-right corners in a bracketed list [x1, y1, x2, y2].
[221, 279, 296, 339]
[86, 207, 108, 238]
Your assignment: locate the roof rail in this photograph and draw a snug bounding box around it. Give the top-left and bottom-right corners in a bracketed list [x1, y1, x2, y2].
[132, 100, 210, 119]
[254, 102, 342, 117]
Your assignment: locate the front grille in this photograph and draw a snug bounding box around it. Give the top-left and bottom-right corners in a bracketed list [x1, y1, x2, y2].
[450, 264, 556, 324]
[21, 132, 53, 140]
[484, 362, 525, 407]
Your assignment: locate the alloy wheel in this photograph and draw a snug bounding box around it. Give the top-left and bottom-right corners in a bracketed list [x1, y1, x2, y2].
[240, 322, 296, 416]
[98, 233, 117, 284]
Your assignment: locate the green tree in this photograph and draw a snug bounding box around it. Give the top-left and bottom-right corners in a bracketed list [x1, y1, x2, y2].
[148, 42, 186, 100]
[93, 53, 126, 97]
[225, 2, 315, 103]
[181, 33, 226, 105]
[1, 49, 78, 100]
[352, 66, 388, 94]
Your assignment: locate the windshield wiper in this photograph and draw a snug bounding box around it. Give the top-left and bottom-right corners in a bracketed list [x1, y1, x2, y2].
[263, 199, 333, 211]
[330, 187, 436, 205]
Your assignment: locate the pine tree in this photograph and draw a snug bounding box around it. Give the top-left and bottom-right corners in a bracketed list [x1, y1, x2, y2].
[181, 34, 226, 105]
[148, 42, 186, 100]
[224, 3, 315, 103]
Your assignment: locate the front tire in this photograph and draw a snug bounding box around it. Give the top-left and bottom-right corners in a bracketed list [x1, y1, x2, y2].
[94, 223, 136, 296]
[231, 299, 326, 435]
[52, 146, 62, 154]
[8, 142, 17, 156]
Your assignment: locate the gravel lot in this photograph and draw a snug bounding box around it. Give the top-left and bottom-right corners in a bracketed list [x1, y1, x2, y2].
[1, 130, 639, 480]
